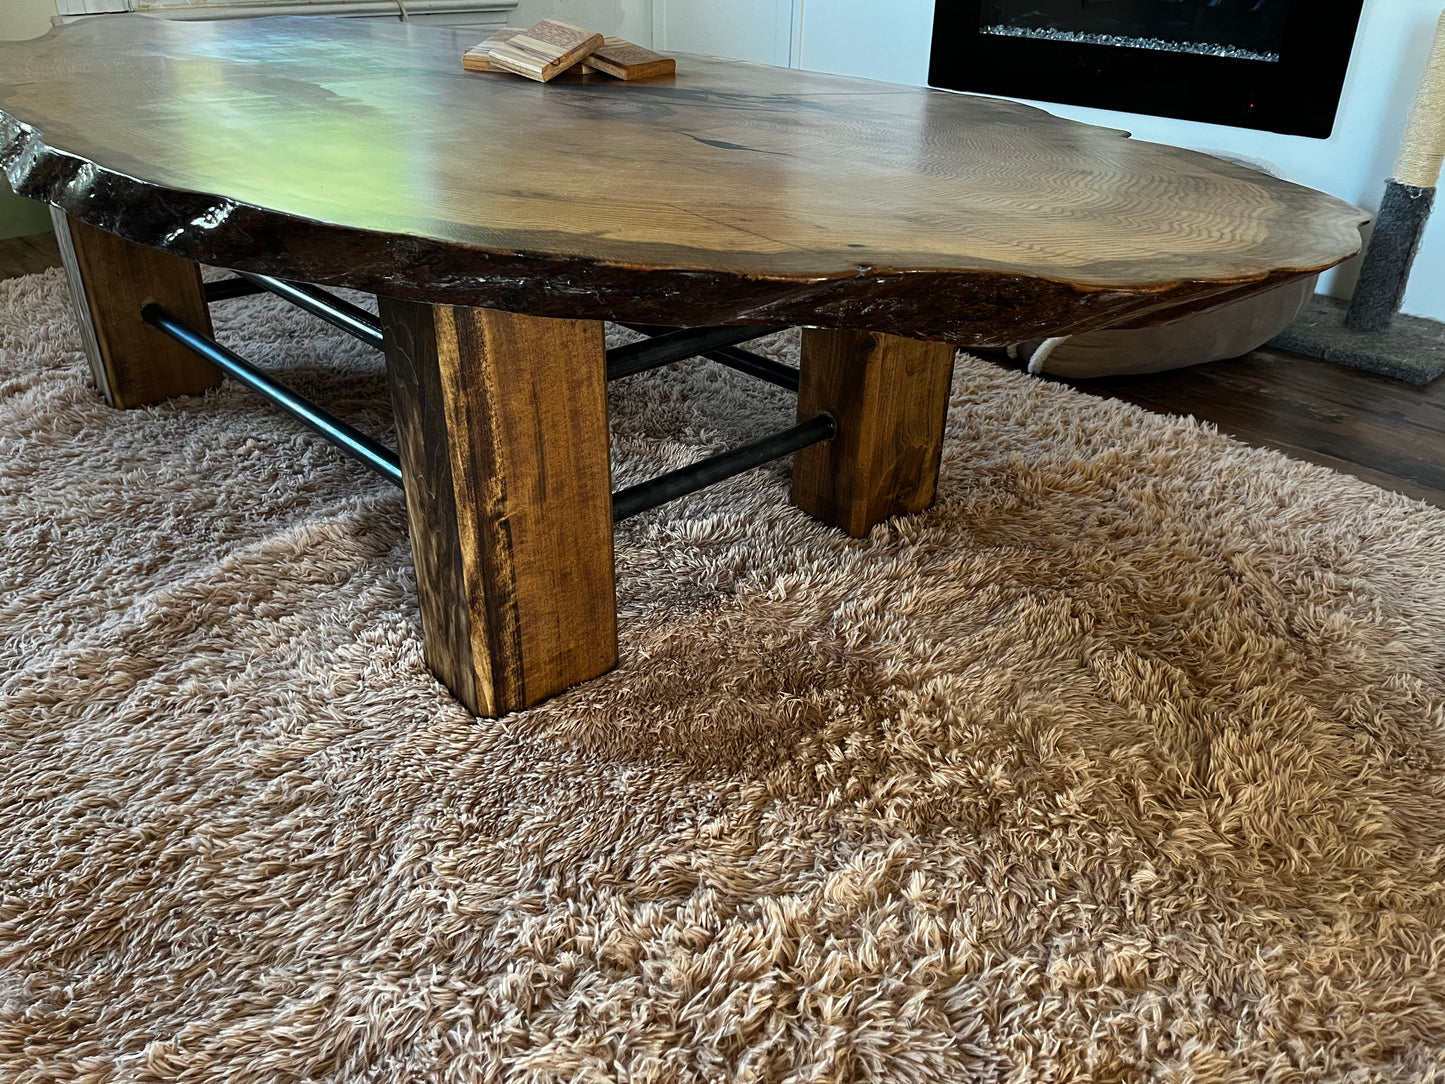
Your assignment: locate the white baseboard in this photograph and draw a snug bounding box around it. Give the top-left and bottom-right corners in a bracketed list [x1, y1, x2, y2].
[55, 1, 129, 12]
[56, 1, 516, 21]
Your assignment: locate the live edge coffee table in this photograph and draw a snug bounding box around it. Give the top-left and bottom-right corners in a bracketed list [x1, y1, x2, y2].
[0, 16, 1364, 715]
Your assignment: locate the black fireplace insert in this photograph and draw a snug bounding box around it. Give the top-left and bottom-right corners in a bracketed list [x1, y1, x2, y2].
[929, 1, 1365, 138]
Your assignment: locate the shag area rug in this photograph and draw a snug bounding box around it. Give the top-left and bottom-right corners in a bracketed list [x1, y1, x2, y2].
[2, 267, 1445, 1083]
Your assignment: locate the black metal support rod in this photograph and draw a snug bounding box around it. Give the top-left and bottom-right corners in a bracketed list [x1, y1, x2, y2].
[141, 303, 404, 489]
[612, 413, 835, 522]
[619, 321, 799, 391]
[205, 277, 268, 302]
[704, 344, 800, 392]
[142, 306, 821, 520]
[236, 272, 386, 352]
[607, 323, 789, 380]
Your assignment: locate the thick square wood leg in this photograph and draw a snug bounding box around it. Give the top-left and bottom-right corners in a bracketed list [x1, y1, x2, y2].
[378, 299, 617, 716]
[51, 208, 221, 408]
[791, 327, 957, 537]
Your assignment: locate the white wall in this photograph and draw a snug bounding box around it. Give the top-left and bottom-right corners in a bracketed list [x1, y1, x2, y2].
[653, 0, 795, 66]
[795, 0, 930, 84]
[0, 0, 60, 39]
[664, 0, 1445, 320]
[0, 0, 59, 238]
[508, 0, 651, 42]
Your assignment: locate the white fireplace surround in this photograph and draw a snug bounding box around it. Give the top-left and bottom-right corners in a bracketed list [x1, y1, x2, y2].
[54, 0, 516, 26]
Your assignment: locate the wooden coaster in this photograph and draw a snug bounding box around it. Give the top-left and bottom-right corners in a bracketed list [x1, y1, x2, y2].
[588, 37, 676, 81]
[465, 29, 597, 75]
[486, 20, 604, 83]
[462, 28, 520, 73]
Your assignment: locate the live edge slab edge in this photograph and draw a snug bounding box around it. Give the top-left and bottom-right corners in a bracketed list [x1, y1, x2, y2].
[0, 15, 1365, 348]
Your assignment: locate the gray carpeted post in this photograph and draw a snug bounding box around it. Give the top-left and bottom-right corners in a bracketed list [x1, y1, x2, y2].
[1270, 11, 1445, 383]
[1344, 182, 1435, 332]
[1345, 12, 1445, 332]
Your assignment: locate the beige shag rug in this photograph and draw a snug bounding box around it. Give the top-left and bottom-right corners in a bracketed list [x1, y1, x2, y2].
[3, 267, 1445, 1082]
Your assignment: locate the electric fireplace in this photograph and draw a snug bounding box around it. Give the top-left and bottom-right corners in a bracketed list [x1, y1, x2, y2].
[929, 1, 1365, 138]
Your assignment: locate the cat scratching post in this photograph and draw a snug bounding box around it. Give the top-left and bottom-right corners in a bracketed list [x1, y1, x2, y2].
[1269, 11, 1445, 384]
[1346, 11, 1445, 331]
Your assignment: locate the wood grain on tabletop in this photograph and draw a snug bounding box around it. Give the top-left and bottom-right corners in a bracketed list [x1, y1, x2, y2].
[0, 15, 1366, 344]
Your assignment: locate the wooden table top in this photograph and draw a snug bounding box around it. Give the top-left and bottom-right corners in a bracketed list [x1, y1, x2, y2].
[0, 15, 1365, 344]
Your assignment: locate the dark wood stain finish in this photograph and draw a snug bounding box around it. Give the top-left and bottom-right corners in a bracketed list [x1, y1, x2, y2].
[379, 299, 617, 715]
[793, 328, 958, 536]
[1, 235, 1438, 513]
[55, 213, 221, 408]
[378, 298, 482, 711]
[0, 16, 1365, 347]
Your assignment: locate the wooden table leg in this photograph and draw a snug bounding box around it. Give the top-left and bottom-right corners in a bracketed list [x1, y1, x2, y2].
[51, 208, 221, 408]
[791, 327, 957, 538]
[378, 299, 617, 716]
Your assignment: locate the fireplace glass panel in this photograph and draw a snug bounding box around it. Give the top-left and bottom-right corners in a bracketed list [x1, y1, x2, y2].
[930, 0, 1363, 137]
[980, 1, 1289, 63]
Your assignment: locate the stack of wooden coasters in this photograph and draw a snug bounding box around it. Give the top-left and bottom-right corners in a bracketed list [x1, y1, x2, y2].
[463, 21, 676, 82]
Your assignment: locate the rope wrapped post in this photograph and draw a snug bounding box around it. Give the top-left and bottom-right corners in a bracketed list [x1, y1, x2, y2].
[1346, 10, 1445, 332]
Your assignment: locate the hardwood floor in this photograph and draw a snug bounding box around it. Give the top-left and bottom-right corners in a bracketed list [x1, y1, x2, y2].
[0, 230, 59, 278]
[1056, 348, 1445, 508]
[3, 229, 1441, 509]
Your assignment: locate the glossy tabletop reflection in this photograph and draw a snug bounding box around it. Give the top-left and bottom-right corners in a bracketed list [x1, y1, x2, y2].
[0, 15, 1366, 342]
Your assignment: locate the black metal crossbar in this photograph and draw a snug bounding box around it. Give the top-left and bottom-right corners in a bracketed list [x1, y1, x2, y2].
[170, 298, 827, 519]
[205, 277, 267, 302]
[607, 323, 789, 380]
[704, 344, 800, 392]
[142, 303, 405, 488]
[212, 279, 797, 391]
[611, 413, 835, 522]
[619, 321, 800, 390]
[235, 273, 386, 351]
